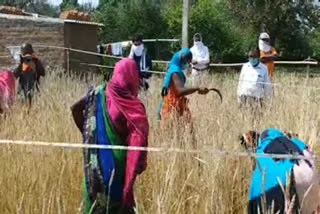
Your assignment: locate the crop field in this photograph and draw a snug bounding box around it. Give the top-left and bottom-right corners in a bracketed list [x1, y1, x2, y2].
[1, 68, 320, 213]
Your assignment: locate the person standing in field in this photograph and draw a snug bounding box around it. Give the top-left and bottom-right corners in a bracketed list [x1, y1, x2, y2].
[258, 32, 278, 79]
[129, 35, 153, 90]
[190, 33, 210, 77]
[237, 48, 272, 110]
[71, 58, 149, 214]
[158, 48, 209, 122]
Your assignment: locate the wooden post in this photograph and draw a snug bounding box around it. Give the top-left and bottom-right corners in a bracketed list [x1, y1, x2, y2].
[182, 0, 190, 48]
[67, 49, 70, 75]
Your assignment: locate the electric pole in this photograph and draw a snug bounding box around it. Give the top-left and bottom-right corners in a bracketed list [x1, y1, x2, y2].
[182, 0, 189, 48]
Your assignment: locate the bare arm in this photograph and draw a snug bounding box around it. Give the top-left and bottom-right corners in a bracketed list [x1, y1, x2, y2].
[172, 73, 208, 97]
[71, 96, 86, 133]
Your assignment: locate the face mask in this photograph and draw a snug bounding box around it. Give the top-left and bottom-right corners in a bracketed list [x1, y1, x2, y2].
[132, 44, 144, 57]
[249, 58, 259, 67]
[194, 41, 201, 46]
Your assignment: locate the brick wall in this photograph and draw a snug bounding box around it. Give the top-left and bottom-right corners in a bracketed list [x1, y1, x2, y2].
[0, 14, 65, 70]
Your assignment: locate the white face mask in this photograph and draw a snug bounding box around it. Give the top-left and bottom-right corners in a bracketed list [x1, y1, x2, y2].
[194, 41, 202, 46]
[132, 44, 144, 57]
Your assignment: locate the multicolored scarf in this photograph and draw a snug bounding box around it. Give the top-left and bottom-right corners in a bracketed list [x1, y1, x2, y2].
[83, 85, 127, 213]
[82, 58, 149, 214]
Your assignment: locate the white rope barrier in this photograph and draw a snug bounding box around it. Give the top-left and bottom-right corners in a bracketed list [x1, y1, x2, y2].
[0, 55, 11, 58]
[0, 139, 316, 161]
[78, 62, 166, 75]
[103, 38, 180, 47]
[5, 45, 318, 67]
[208, 61, 318, 67]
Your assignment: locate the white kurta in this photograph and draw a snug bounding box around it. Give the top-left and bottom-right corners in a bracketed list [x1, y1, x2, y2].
[237, 62, 272, 102]
[190, 42, 210, 76]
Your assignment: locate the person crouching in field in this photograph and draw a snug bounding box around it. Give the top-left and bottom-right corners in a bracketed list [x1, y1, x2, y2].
[158, 48, 209, 122]
[71, 58, 149, 214]
[240, 128, 320, 214]
[237, 48, 272, 112]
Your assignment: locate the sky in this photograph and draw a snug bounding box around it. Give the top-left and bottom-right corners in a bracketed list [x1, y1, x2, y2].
[48, 0, 99, 7]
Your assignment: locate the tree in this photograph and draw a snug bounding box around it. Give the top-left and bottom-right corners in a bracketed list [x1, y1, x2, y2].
[0, 0, 59, 17]
[163, 0, 255, 62]
[60, 0, 78, 11]
[0, 0, 33, 9]
[225, 0, 320, 59]
[95, 0, 167, 43]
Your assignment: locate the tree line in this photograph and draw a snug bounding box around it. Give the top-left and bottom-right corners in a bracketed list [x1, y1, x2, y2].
[1, 0, 320, 62]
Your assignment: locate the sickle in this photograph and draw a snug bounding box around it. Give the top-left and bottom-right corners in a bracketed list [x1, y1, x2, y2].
[209, 88, 223, 103]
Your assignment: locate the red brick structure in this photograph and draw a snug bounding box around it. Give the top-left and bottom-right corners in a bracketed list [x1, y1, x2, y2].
[0, 13, 103, 73]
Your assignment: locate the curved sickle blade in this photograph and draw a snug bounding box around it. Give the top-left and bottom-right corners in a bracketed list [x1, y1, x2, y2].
[209, 88, 223, 103]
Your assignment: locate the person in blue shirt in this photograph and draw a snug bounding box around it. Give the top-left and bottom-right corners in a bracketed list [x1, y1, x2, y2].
[240, 128, 319, 214]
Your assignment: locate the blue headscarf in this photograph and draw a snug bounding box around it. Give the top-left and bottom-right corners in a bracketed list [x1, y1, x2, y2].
[249, 128, 307, 200]
[157, 48, 192, 118]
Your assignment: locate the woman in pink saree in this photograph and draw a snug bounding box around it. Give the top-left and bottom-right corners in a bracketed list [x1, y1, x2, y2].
[71, 58, 149, 214]
[0, 70, 15, 114]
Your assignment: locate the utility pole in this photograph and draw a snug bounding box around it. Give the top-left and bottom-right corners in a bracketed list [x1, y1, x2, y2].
[182, 0, 189, 48]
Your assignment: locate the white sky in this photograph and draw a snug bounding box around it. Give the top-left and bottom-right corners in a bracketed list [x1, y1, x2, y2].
[48, 0, 99, 7]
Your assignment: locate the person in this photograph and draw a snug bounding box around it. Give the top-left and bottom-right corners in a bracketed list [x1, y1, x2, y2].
[129, 35, 152, 90]
[258, 32, 278, 79]
[190, 33, 210, 77]
[237, 48, 272, 110]
[71, 58, 149, 214]
[0, 70, 15, 114]
[245, 128, 320, 214]
[158, 48, 209, 121]
[14, 43, 45, 98]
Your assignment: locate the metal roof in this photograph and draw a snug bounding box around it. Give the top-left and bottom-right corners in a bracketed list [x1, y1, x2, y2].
[63, 19, 104, 26]
[0, 13, 104, 26]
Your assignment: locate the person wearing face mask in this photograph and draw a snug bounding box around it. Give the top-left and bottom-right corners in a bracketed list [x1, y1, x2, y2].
[237, 48, 272, 109]
[158, 48, 209, 121]
[259, 32, 278, 79]
[190, 33, 210, 77]
[129, 35, 153, 90]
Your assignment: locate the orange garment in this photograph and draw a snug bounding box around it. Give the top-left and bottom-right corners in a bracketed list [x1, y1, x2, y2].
[161, 79, 190, 120]
[260, 47, 277, 78]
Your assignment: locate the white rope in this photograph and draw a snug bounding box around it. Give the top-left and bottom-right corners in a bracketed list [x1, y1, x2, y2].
[5, 45, 318, 67]
[0, 139, 317, 160]
[0, 55, 11, 58]
[209, 61, 318, 67]
[78, 62, 166, 75]
[230, 78, 320, 91]
[103, 38, 179, 46]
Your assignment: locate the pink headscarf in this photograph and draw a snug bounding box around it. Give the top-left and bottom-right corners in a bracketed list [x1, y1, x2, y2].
[106, 58, 149, 207]
[106, 58, 148, 139]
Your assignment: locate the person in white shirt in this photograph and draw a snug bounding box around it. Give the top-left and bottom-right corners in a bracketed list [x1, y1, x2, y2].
[190, 33, 210, 76]
[237, 48, 272, 109]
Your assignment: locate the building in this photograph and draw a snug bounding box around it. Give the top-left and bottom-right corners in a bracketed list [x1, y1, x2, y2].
[0, 13, 103, 73]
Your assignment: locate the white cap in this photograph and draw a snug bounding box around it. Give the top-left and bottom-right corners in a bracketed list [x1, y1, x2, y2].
[259, 32, 270, 40]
